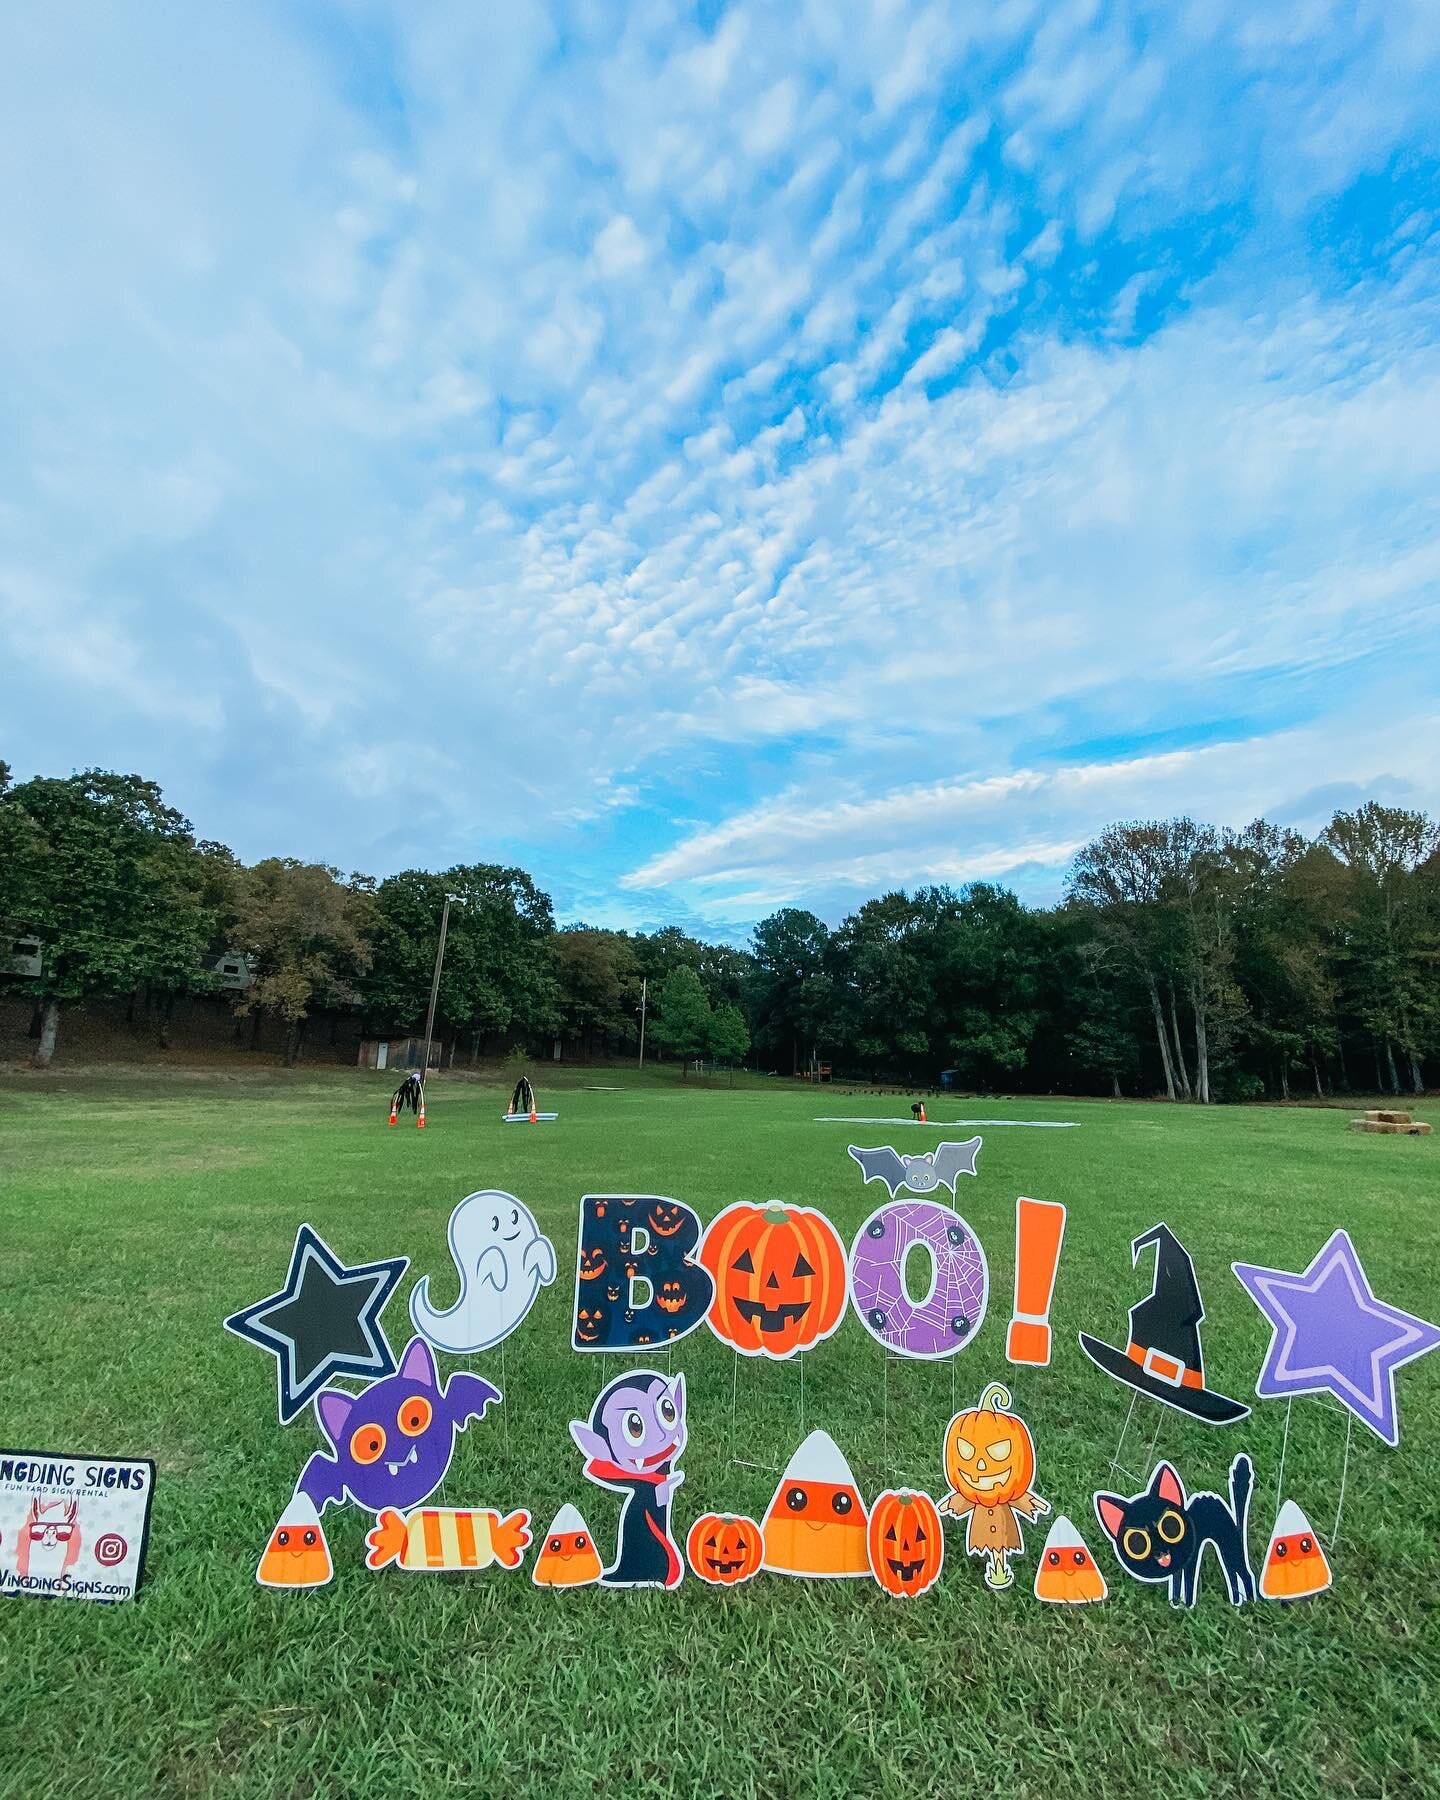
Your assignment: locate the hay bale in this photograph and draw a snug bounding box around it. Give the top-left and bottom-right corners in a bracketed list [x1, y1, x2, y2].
[1351, 1118, 1432, 1135]
[1364, 1109, 1414, 1125]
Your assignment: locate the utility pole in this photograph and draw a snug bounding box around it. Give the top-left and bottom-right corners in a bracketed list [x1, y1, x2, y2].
[420, 894, 451, 1084]
[637, 975, 648, 1069]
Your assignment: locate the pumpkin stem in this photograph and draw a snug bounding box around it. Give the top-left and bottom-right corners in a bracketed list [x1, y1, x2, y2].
[761, 1204, 792, 1224]
[979, 1381, 1012, 1414]
[897, 1493, 912, 1508]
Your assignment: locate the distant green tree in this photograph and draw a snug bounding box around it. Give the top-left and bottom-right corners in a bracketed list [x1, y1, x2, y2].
[708, 1001, 751, 1068]
[652, 965, 713, 1077]
[749, 908, 835, 1073]
[0, 770, 223, 1064]
[231, 860, 375, 1065]
[552, 928, 640, 1055]
[361, 865, 558, 1060]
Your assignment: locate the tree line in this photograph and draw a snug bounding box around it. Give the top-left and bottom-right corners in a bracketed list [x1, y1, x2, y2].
[1, 762, 1435, 1100]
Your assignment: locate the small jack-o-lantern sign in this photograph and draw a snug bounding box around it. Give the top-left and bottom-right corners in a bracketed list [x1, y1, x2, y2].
[532, 1504, 603, 1589]
[700, 1202, 848, 1359]
[686, 1512, 764, 1586]
[1260, 1500, 1332, 1601]
[575, 1304, 606, 1344]
[649, 1201, 688, 1237]
[256, 1493, 333, 1589]
[943, 1381, 1036, 1511]
[657, 1279, 687, 1314]
[578, 1247, 607, 1281]
[867, 1490, 945, 1598]
[1033, 1515, 1107, 1604]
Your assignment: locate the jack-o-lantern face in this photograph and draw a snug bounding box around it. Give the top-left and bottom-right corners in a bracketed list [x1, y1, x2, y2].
[1260, 1501, 1331, 1601]
[575, 1305, 606, 1344]
[762, 1430, 869, 1577]
[868, 1490, 945, 1598]
[532, 1505, 603, 1588]
[649, 1202, 687, 1237]
[686, 1513, 763, 1586]
[256, 1495, 332, 1590]
[657, 1280, 686, 1314]
[578, 1247, 607, 1281]
[1034, 1516, 1107, 1604]
[701, 1203, 848, 1359]
[944, 1382, 1036, 1510]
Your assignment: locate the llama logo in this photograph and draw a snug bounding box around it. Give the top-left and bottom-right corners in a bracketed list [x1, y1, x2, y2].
[17, 1498, 81, 1580]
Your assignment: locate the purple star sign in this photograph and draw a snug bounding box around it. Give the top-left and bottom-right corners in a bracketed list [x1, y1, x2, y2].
[1232, 1230, 1440, 1447]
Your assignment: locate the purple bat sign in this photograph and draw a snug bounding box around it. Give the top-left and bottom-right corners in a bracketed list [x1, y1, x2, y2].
[1232, 1230, 1440, 1448]
[297, 1336, 500, 1514]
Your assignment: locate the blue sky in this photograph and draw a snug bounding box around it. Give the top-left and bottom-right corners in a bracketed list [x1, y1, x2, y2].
[3, 3, 1439, 942]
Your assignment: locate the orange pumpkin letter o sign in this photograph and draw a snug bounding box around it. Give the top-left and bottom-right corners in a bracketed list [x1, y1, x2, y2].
[868, 1489, 945, 1598]
[686, 1513, 764, 1586]
[700, 1203, 848, 1359]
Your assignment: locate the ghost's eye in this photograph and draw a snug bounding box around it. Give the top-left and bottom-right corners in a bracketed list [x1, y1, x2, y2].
[351, 1424, 386, 1465]
[1123, 1528, 1151, 1561]
[1157, 1510, 1185, 1544]
[276, 1529, 291, 1548]
[511, 1208, 519, 1226]
[657, 1394, 678, 1429]
[831, 1492, 853, 1517]
[398, 1396, 433, 1437]
[491, 1215, 500, 1232]
[622, 1410, 646, 1444]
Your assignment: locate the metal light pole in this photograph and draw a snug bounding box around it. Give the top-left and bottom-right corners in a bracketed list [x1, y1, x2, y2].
[420, 894, 451, 1083]
[637, 975, 648, 1069]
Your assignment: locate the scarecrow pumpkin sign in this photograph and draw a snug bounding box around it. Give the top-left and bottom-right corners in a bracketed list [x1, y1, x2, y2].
[700, 1203, 848, 1360]
[686, 1513, 764, 1586]
[940, 1381, 1049, 1589]
[867, 1489, 945, 1598]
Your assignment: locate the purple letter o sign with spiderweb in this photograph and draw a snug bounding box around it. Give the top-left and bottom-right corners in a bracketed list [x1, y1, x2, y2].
[848, 1201, 989, 1360]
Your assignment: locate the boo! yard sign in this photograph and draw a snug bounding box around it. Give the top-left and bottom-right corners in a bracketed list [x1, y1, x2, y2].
[0, 1449, 155, 1603]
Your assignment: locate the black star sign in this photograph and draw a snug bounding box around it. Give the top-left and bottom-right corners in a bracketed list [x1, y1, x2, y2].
[224, 1223, 409, 1424]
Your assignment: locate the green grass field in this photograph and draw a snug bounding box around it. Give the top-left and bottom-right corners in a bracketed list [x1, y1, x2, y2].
[1, 1069, 1437, 1798]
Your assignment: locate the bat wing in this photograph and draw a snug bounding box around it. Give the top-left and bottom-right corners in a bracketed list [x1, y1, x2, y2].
[848, 1145, 907, 1196]
[295, 1453, 347, 1513]
[932, 1136, 983, 1190]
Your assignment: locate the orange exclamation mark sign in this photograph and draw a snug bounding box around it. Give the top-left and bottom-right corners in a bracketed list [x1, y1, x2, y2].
[1007, 1197, 1066, 1367]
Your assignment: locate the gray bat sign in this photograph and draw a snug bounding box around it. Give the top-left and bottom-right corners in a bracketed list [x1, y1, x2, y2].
[847, 1137, 983, 1199]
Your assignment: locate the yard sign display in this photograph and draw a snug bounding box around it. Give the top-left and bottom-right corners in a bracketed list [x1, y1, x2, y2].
[208, 1139, 1432, 1609]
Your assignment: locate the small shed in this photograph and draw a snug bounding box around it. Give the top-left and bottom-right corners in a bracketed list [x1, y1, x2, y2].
[207, 951, 255, 992]
[3, 928, 43, 979]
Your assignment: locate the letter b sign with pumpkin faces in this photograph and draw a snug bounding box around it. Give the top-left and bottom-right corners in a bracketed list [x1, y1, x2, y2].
[699, 1202, 849, 1360]
[571, 1195, 714, 1352]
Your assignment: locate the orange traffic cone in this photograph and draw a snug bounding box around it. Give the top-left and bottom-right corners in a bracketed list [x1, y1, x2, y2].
[388, 1104, 398, 1127]
[529, 1108, 538, 1123]
[416, 1099, 426, 1130]
[918, 1103, 927, 1123]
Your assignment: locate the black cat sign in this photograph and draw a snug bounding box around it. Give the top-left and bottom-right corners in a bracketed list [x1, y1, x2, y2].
[0, 1449, 155, 1604]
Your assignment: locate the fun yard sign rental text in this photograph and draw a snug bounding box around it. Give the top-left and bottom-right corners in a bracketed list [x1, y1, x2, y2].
[209, 1140, 1440, 1610]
